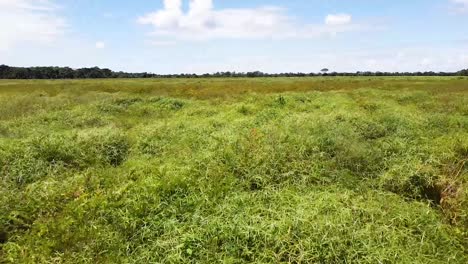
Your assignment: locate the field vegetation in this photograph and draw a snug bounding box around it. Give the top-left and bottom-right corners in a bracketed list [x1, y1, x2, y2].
[0, 77, 467, 263]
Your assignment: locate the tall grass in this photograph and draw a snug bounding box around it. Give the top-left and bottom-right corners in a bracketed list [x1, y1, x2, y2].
[0, 77, 467, 263]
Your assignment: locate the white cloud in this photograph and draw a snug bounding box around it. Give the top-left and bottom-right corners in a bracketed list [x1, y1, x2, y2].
[148, 40, 178, 46]
[451, 0, 468, 12]
[0, 0, 66, 50]
[95, 41, 106, 49]
[325, 14, 352, 26]
[137, 0, 364, 41]
[168, 46, 468, 74]
[419, 57, 434, 70]
[459, 54, 468, 64]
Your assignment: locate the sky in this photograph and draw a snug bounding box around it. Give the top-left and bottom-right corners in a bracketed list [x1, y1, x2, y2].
[0, 0, 468, 74]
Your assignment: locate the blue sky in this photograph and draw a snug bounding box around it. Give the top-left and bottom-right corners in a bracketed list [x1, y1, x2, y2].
[1, 0, 467, 73]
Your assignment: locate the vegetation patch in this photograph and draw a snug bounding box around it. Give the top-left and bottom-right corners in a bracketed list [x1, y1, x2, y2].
[0, 77, 467, 263]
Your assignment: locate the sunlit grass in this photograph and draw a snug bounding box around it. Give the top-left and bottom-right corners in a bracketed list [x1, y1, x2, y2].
[0, 77, 467, 263]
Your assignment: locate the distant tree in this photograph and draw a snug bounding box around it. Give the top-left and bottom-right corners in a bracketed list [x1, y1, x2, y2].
[458, 69, 468, 76]
[246, 71, 264, 78]
[0, 64, 467, 79]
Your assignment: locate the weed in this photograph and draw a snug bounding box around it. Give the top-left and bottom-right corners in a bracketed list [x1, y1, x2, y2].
[0, 77, 467, 263]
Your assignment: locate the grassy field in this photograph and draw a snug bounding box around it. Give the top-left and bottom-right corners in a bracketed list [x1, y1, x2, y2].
[0, 77, 467, 263]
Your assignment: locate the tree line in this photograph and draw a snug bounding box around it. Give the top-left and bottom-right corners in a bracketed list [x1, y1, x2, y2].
[1, 65, 467, 79]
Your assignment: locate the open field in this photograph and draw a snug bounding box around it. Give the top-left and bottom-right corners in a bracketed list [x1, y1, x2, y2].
[0, 77, 467, 263]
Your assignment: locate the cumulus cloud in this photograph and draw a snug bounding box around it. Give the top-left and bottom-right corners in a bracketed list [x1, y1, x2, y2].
[137, 0, 363, 41]
[325, 14, 352, 26]
[0, 0, 66, 50]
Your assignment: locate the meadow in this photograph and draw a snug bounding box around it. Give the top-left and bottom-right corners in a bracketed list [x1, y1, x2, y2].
[0, 77, 467, 263]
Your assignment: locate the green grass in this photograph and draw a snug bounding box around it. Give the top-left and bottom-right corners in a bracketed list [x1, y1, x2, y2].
[0, 77, 467, 263]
